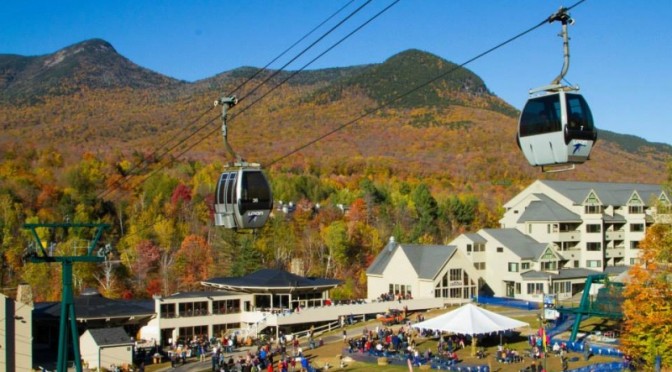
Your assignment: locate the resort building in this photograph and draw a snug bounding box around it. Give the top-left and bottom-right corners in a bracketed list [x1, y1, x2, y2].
[140, 269, 343, 345]
[366, 180, 669, 303]
[0, 285, 33, 372]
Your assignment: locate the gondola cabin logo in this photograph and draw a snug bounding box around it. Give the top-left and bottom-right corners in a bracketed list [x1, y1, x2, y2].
[247, 211, 265, 224]
[572, 141, 588, 154]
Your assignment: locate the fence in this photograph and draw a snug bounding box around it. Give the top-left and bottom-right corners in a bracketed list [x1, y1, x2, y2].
[475, 296, 540, 310]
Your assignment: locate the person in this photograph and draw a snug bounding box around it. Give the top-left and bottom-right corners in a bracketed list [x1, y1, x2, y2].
[300, 356, 310, 372]
[584, 342, 591, 361]
[342, 329, 347, 343]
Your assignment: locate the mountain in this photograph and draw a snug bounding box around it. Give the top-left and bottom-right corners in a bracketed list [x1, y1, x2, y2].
[310, 49, 517, 117]
[0, 39, 669, 188]
[0, 39, 183, 103]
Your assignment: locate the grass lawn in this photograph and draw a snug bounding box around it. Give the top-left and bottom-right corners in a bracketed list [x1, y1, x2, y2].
[171, 305, 626, 372]
[304, 336, 618, 371]
[303, 306, 624, 372]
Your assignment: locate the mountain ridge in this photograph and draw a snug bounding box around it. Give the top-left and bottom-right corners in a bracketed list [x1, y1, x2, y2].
[0, 38, 669, 178]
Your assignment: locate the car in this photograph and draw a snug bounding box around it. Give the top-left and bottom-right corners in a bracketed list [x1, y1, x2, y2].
[377, 309, 405, 326]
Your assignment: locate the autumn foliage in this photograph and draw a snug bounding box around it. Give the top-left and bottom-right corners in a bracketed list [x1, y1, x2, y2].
[621, 222, 672, 369]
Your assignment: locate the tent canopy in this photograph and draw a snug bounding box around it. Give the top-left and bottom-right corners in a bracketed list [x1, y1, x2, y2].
[413, 303, 529, 335]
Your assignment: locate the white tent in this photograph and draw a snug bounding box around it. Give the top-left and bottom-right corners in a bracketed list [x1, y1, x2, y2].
[413, 303, 529, 354]
[413, 303, 529, 335]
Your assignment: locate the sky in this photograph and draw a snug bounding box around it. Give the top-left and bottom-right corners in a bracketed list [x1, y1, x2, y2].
[2, 0, 671, 145]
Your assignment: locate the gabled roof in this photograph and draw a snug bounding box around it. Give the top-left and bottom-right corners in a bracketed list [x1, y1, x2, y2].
[86, 327, 133, 347]
[366, 238, 456, 280]
[367, 238, 398, 276]
[400, 244, 456, 280]
[482, 228, 547, 260]
[202, 269, 341, 293]
[518, 194, 582, 223]
[464, 233, 487, 243]
[540, 180, 663, 206]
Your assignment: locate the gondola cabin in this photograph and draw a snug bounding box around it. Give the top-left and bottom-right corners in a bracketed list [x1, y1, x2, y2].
[517, 88, 597, 170]
[214, 165, 273, 230]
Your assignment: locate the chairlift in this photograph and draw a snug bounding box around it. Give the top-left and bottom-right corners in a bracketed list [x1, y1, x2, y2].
[517, 7, 597, 172]
[212, 95, 273, 230]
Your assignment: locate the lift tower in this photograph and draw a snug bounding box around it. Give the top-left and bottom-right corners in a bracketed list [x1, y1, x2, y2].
[23, 222, 111, 372]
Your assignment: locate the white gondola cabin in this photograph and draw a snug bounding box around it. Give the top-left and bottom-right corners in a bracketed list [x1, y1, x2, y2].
[516, 7, 597, 171]
[517, 87, 597, 169]
[214, 164, 273, 230]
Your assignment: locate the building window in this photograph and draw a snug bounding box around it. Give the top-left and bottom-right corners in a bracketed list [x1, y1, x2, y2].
[541, 261, 557, 270]
[213, 299, 241, 314]
[508, 262, 519, 272]
[585, 205, 602, 214]
[179, 325, 208, 341]
[586, 224, 601, 233]
[178, 301, 208, 317]
[521, 262, 530, 270]
[474, 243, 485, 252]
[630, 241, 640, 249]
[515, 283, 521, 294]
[467, 244, 472, 253]
[586, 260, 602, 268]
[497, 247, 504, 253]
[586, 242, 602, 251]
[573, 260, 579, 268]
[160, 303, 176, 318]
[527, 283, 543, 295]
[473, 262, 485, 270]
[630, 223, 644, 232]
[552, 281, 572, 294]
[628, 205, 643, 214]
[450, 269, 461, 281]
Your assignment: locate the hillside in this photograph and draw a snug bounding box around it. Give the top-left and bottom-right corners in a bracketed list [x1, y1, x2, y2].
[0, 39, 668, 186]
[1, 39, 670, 301]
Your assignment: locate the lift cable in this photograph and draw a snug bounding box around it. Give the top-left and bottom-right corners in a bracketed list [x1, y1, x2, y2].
[266, 1, 587, 167]
[125, 0, 401, 196]
[96, 0, 369, 200]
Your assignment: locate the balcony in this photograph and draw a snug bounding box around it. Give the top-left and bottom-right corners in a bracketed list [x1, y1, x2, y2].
[554, 231, 581, 242]
[605, 248, 625, 258]
[604, 231, 625, 240]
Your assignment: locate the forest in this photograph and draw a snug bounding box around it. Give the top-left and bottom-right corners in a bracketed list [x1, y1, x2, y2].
[1, 40, 670, 302]
[0, 143, 504, 301]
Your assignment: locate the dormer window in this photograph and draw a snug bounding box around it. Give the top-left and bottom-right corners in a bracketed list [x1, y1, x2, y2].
[628, 205, 643, 214]
[585, 205, 602, 214]
[584, 191, 603, 214]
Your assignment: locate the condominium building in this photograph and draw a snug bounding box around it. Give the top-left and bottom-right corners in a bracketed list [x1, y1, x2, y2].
[367, 180, 669, 303]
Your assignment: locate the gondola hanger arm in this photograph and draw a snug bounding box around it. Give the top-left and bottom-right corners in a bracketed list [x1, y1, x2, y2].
[214, 95, 243, 163]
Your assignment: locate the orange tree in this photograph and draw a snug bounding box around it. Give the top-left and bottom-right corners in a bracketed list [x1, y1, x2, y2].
[621, 164, 672, 369]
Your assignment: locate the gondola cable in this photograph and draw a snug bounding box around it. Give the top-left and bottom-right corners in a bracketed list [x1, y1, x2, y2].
[266, 2, 591, 167]
[122, 0, 401, 226]
[95, 0, 369, 201]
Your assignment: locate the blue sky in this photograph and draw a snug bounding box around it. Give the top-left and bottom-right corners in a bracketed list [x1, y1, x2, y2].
[2, 1, 671, 145]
